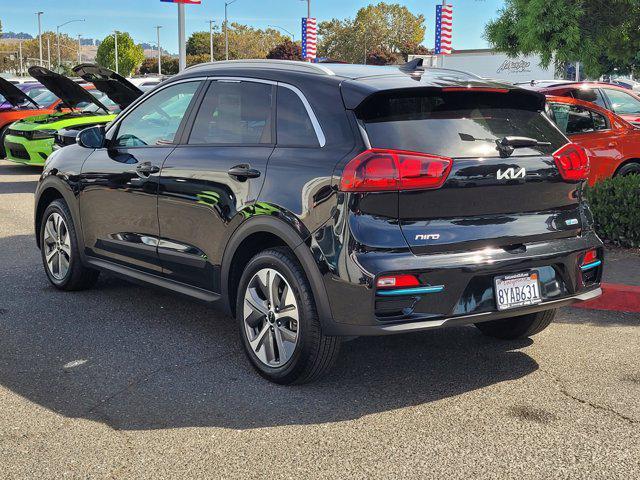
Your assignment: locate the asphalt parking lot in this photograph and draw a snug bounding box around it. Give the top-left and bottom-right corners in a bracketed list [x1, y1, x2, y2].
[0, 159, 638, 479]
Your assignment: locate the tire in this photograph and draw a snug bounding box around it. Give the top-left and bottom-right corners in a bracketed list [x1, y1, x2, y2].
[475, 309, 556, 340]
[236, 247, 340, 384]
[40, 199, 99, 291]
[615, 162, 640, 177]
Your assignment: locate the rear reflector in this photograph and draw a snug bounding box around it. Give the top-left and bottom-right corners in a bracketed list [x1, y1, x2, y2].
[376, 274, 420, 289]
[340, 149, 452, 192]
[553, 143, 590, 181]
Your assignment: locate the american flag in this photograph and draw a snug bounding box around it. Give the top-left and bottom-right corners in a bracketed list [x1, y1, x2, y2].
[160, 0, 201, 4]
[434, 4, 453, 55]
[302, 17, 317, 60]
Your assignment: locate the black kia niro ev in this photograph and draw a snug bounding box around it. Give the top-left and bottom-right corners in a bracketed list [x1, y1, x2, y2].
[35, 60, 603, 384]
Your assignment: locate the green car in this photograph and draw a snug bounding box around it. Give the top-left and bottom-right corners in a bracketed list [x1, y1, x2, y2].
[4, 65, 142, 166]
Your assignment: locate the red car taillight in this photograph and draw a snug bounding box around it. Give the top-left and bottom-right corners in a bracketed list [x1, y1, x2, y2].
[553, 143, 590, 181]
[339, 149, 453, 192]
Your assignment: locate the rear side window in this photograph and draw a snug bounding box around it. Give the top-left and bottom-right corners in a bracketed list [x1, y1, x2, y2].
[547, 103, 609, 135]
[189, 80, 274, 145]
[357, 91, 567, 158]
[276, 86, 319, 147]
[571, 88, 607, 108]
[602, 88, 640, 115]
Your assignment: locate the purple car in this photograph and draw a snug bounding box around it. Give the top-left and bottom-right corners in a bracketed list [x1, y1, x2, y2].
[0, 83, 58, 111]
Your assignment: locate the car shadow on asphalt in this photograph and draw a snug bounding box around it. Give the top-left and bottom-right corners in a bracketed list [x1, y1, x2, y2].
[0, 233, 539, 431]
[0, 162, 39, 194]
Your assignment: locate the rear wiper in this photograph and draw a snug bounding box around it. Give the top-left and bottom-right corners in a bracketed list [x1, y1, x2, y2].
[458, 133, 551, 158]
[495, 136, 551, 158]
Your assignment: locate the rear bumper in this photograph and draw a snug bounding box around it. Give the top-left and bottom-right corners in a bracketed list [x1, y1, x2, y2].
[325, 287, 601, 336]
[319, 231, 603, 336]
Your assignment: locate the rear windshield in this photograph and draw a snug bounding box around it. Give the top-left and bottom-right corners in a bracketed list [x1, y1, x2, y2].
[357, 91, 567, 158]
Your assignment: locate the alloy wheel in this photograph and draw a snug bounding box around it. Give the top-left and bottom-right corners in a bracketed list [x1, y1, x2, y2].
[243, 268, 300, 367]
[43, 212, 71, 280]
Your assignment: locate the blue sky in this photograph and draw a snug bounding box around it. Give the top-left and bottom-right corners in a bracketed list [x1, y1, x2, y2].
[3, 0, 505, 53]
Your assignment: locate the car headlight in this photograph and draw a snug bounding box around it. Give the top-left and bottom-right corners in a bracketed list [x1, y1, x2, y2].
[30, 129, 57, 140]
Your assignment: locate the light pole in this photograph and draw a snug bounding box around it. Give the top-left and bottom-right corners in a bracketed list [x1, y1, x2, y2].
[300, 0, 311, 18]
[208, 20, 215, 62]
[156, 26, 162, 74]
[36, 11, 44, 67]
[77, 34, 82, 63]
[224, 0, 238, 61]
[177, 3, 186, 71]
[114, 31, 119, 74]
[268, 25, 294, 41]
[47, 37, 51, 68]
[56, 18, 84, 70]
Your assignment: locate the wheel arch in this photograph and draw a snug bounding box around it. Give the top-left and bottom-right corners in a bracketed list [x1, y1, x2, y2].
[34, 177, 82, 250]
[613, 158, 640, 176]
[221, 216, 334, 329]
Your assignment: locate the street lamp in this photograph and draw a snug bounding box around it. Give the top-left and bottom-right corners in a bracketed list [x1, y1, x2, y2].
[36, 12, 44, 67]
[156, 26, 162, 75]
[267, 25, 294, 41]
[114, 31, 119, 74]
[224, 0, 238, 61]
[208, 20, 215, 62]
[56, 18, 84, 70]
[77, 34, 82, 63]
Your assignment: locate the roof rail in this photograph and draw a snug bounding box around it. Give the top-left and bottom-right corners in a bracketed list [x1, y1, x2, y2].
[183, 59, 335, 76]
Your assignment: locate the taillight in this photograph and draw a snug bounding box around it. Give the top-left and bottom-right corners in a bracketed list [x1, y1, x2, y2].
[339, 149, 452, 192]
[553, 143, 590, 181]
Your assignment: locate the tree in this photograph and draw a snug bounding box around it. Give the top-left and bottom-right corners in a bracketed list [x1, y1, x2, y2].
[186, 25, 285, 61]
[318, 2, 426, 64]
[485, 0, 640, 77]
[138, 55, 179, 75]
[366, 47, 401, 65]
[187, 31, 218, 57]
[96, 31, 145, 76]
[266, 39, 302, 60]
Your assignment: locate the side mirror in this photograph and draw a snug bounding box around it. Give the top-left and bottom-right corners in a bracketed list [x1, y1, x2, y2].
[77, 125, 106, 149]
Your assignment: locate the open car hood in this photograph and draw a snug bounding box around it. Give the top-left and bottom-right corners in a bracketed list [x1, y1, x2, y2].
[73, 63, 143, 110]
[27, 66, 108, 111]
[0, 77, 39, 108]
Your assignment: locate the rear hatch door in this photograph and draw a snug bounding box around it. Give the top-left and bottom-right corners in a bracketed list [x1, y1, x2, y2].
[355, 88, 583, 255]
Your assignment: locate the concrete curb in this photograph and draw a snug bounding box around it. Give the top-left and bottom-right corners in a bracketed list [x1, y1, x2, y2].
[572, 282, 640, 313]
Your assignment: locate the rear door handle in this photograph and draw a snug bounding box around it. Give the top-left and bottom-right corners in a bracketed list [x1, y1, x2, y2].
[228, 164, 261, 180]
[136, 162, 160, 176]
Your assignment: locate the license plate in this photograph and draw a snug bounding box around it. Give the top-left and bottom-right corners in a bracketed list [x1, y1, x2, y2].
[494, 271, 542, 311]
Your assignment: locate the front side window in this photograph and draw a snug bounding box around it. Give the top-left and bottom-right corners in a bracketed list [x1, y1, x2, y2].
[188, 80, 274, 145]
[114, 81, 200, 147]
[276, 86, 319, 147]
[602, 88, 640, 115]
[547, 103, 608, 135]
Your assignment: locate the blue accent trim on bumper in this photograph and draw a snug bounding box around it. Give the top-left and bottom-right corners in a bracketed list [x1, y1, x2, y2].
[580, 260, 602, 271]
[376, 285, 445, 296]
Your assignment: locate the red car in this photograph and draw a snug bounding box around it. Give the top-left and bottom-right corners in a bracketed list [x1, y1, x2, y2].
[545, 95, 640, 184]
[524, 81, 640, 125]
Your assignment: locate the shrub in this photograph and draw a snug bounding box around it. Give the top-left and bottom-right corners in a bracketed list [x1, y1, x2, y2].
[585, 174, 640, 247]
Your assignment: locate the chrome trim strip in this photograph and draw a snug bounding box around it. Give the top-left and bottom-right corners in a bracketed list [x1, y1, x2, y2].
[278, 82, 326, 147]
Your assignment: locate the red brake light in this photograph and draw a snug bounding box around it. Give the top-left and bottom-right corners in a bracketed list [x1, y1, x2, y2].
[376, 274, 420, 289]
[441, 87, 510, 93]
[553, 143, 590, 181]
[340, 149, 452, 192]
[582, 249, 598, 266]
